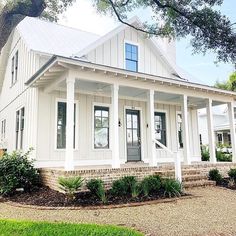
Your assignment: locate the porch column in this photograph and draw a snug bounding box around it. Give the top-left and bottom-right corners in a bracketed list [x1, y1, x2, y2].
[65, 75, 75, 171]
[147, 89, 156, 166]
[228, 101, 236, 162]
[111, 84, 120, 168]
[206, 98, 216, 163]
[181, 95, 191, 165]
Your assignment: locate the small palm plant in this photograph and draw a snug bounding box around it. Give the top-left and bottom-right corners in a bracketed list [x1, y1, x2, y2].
[58, 176, 84, 202]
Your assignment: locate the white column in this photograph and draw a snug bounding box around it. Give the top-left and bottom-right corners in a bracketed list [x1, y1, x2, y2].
[181, 95, 191, 165]
[111, 84, 120, 168]
[206, 98, 216, 163]
[65, 76, 75, 171]
[147, 89, 156, 166]
[228, 101, 236, 163]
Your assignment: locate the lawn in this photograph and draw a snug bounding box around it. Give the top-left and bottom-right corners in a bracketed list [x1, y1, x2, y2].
[0, 220, 143, 236]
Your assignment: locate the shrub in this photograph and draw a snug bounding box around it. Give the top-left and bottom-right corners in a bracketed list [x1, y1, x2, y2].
[86, 179, 107, 203]
[216, 151, 232, 162]
[140, 175, 162, 197]
[161, 179, 182, 198]
[58, 176, 83, 201]
[228, 168, 236, 184]
[0, 149, 40, 196]
[111, 176, 139, 198]
[201, 146, 210, 161]
[208, 169, 222, 184]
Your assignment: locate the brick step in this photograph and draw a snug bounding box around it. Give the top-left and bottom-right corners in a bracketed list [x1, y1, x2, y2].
[182, 174, 208, 182]
[183, 180, 216, 188]
[155, 169, 202, 176]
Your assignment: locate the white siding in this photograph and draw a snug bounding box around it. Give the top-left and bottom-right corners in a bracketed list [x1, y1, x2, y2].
[87, 27, 173, 78]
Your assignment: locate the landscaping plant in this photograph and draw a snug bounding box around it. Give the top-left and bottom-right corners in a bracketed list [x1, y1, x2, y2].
[228, 168, 236, 184]
[208, 169, 222, 184]
[86, 179, 107, 204]
[111, 176, 140, 198]
[161, 179, 182, 198]
[140, 175, 162, 197]
[58, 176, 84, 201]
[0, 149, 40, 196]
[201, 146, 210, 161]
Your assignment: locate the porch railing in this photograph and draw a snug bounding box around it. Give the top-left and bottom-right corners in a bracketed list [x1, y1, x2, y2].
[154, 139, 182, 183]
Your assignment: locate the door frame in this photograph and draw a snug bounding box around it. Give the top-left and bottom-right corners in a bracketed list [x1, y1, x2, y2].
[124, 106, 144, 162]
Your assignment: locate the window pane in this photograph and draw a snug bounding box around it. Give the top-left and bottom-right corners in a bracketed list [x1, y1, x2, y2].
[102, 117, 109, 128]
[133, 115, 138, 128]
[102, 110, 109, 118]
[95, 117, 102, 128]
[127, 129, 132, 145]
[94, 128, 108, 148]
[126, 51, 132, 60]
[57, 102, 66, 149]
[125, 43, 132, 53]
[127, 114, 132, 128]
[133, 129, 138, 146]
[132, 45, 137, 54]
[95, 109, 101, 117]
[126, 60, 137, 72]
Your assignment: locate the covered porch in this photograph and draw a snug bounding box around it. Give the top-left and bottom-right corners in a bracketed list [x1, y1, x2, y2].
[26, 56, 236, 171]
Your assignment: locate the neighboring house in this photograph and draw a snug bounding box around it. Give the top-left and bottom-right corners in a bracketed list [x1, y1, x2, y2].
[0, 16, 236, 171]
[198, 103, 236, 148]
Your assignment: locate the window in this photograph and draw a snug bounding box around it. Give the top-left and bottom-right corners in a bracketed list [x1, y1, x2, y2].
[11, 51, 19, 86]
[154, 112, 167, 147]
[217, 133, 223, 145]
[177, 113, 183, 148]
[16, 107, 24, 149]
[125, 43, 138, 72]
[56, 102, 76, 149]
[94, 106, 109, 149]
[1, 119, 6, 140]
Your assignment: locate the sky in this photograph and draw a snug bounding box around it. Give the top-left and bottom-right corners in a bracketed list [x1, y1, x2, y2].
[58, 0, 236, 86]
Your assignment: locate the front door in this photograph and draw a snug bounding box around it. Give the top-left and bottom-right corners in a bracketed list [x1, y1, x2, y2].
[126, 109, 141, 161]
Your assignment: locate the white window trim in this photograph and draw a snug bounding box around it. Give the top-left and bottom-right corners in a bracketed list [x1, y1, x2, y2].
[123, 40, 140, 72]
[176, 111, 184, 150]
[55, 98, 79, 151]
[15, 105, 25, 150]
[123, 105, 144, 162]
[92, 102, 111, 151]
[154, 108, 169, 149]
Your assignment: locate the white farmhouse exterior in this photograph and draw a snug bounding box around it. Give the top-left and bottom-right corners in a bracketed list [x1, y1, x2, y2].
[1, 17, 236, 171]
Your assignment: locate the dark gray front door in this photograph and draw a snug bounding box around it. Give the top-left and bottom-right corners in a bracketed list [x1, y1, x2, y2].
[126, 109, 141, 162]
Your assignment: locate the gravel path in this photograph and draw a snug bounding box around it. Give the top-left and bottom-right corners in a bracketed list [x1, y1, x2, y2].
[0, 187, 236, 236]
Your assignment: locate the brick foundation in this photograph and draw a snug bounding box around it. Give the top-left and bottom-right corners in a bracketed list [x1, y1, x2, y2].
[39, 162, 236, 192]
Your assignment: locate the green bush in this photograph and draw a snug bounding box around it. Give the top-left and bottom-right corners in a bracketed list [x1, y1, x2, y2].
[216, 151, 232, 162]
[228, 168, 236, 184]
[58, 176, 83, 201]
[0, 149, 40, 196]
[111, 176, 139, 198]
[140, 175, 161, 197]
[161, 179, 182, 198]
[201, 146, 210, 161]
[208, 169, 222, 184]
[86, 179, 107, 203]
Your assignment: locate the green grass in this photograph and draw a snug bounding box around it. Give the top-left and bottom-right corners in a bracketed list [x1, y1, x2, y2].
[0, 220, 143, 236]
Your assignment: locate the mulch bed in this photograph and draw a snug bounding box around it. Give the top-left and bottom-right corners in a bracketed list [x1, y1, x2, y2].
[3, 187, 189, 208]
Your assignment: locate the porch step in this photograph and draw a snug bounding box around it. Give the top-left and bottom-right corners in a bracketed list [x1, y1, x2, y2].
[183, 180, 216, 188]
[182, 174, 208, 182]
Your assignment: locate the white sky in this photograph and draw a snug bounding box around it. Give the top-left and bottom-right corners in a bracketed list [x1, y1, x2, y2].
[59, 0, 235, 85]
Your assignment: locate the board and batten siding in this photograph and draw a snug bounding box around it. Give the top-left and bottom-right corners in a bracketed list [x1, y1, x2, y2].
[0, 30, 42, 157]
[86, 27, 173, 78]
[36, 89, 201, 167]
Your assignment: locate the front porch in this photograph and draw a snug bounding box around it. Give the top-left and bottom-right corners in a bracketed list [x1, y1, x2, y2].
[26, 56, 236, 171]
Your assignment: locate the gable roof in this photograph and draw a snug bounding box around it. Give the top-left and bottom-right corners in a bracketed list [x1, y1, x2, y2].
[17, 17, 100, 57]
[75, 16, 187, 81]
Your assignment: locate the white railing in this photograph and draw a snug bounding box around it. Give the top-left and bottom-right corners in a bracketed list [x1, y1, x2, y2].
[154, 139, 182, 183]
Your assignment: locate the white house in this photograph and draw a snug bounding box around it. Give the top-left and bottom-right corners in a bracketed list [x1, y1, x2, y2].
[0, 16, 236, 171]
[198, 104, 236, 147]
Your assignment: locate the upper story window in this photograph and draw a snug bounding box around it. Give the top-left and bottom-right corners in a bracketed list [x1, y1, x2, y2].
[125, 43, 138, 72]
[11, 51, 19, 86]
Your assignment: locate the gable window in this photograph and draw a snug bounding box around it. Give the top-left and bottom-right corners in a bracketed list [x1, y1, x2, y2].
[56, 101, 76, 149]
[154, 112, 167, 147]
[177, 113, 183, 148]
[16, 107, 24, 150]
[11, 51, 19, 86]
[125, 43, 138, 72]
[94, 106, 109, 149]
[1, 119, 6, 140]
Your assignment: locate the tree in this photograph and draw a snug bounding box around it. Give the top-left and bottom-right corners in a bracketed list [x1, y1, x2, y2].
[215, 72, 236, 91]
[93, 0, 236, 63]
[0, 0, 75, 53]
